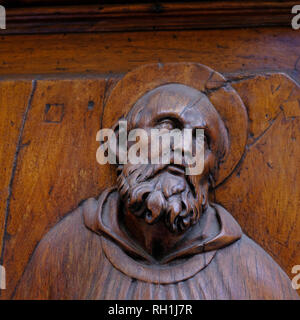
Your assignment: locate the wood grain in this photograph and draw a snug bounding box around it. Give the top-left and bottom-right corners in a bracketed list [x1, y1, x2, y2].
[0, 81, 33, 261]
[2, 1, 297, 35]
[0, 28, 299, 84]
[215, 73, 300, 293]
[0, 77, 119, 299]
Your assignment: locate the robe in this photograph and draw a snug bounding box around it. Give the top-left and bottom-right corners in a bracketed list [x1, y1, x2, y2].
[14, 188, 299, 300]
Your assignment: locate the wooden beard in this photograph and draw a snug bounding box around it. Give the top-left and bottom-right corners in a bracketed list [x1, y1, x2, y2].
[116, 162, 206, 233]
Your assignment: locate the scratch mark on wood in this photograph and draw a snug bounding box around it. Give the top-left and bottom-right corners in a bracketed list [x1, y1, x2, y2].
[247, 111, 283, 148]
[0, 80, 37, 268]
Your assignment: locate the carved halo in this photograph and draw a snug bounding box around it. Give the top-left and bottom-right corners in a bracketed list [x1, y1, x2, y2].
[102, 62, 248, 186]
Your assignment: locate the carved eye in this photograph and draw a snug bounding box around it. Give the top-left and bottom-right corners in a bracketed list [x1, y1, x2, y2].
[156, 119, 175, 130]
[155, 117, 182, 130]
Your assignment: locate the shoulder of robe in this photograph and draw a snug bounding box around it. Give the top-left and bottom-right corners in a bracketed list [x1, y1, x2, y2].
[35, 197, 102, 260]
[211, 234, 299, 300]
[13, 197, 104, 299]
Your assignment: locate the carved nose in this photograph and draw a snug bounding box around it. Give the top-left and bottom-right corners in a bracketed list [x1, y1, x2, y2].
[145, 191, 166, 224]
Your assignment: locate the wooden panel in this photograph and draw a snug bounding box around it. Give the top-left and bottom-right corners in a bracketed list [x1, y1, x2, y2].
[0, 78, 118, 299]
[215, 74, 300, 288]
[0, 72, 299, 298]
[0, 28, 299, 84]
[1, 0, 136, 6]
[3, 1, 296, 35]
[0, 81, 33, 260]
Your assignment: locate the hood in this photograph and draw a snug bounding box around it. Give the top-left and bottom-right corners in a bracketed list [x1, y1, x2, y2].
[83, 187, 242, 265]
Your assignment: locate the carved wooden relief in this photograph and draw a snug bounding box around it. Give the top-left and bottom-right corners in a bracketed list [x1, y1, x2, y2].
[0, 63, 299, 299]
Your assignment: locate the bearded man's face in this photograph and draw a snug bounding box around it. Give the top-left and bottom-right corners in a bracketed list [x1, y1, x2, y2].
[115, 84, 228, 234]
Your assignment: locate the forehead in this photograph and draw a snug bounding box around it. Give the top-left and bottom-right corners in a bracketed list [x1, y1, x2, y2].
[127, 83, 216, 128]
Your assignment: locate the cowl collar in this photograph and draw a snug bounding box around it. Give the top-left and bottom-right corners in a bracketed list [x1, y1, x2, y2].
[83, 187, 242, 265]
